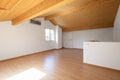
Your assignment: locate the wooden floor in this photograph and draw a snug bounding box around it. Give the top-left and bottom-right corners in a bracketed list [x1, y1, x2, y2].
[0, 48, 120, 80]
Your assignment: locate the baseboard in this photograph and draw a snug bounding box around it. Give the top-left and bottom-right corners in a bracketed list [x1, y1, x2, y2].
[62, 47, 83, 50]
[84, 63, 120, 72]
[0, 49, 57, 62]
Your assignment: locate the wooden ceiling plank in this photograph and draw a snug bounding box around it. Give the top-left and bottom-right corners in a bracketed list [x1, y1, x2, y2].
[0, 0, 10, 10]
[12, 0, 75, 25]
[63, 24, 113, 32]
[45, 0, 116, 20]
[0, 0, 20, 10]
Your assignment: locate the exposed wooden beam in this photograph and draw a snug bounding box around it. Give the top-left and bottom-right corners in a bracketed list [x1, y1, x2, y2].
[0, 0, 20, 10]
[63, 24, 113, 32]
[12, 0, 75, 25]
[49, 19, 58, 26]
[45, 0, 114, 20]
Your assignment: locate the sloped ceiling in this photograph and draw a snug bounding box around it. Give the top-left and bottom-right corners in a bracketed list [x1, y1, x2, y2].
[0, 0, 120, 32]
[43, 0, 120, 31]
[0, 0, 75, 24]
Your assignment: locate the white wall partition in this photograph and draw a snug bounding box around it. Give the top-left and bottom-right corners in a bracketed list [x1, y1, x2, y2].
[84, 42, 120, 70]
[0, 19, 61, 60]
[114, 5, 120, 41]
[63, 28, 113, 48]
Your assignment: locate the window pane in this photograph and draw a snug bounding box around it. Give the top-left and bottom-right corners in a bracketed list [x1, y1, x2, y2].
[50, 30, 54, 41]
[45, 29, 50, 41]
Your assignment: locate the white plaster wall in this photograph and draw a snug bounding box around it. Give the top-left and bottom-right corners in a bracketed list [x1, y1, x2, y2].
[0, 19, 58, 60]
[63, 32, 73, 48]
[63, 28, 113, 48]
[55, 26, 62, 49]
[114, 5, 120, 41]
[84, 42, 120, 70]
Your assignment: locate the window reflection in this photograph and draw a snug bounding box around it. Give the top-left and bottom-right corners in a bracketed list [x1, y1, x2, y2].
[6, 68, 46, 80]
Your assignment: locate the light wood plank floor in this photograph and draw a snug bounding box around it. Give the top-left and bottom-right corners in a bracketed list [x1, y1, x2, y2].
[0, 49, 120, 80]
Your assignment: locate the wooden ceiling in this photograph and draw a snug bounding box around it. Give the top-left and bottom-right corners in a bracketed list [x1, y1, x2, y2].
[0, 0, 75, 24]
[43, 0, 120, 31]
[0, 0, 120, 32]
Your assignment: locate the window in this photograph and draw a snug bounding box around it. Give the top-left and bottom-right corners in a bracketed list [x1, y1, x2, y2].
[45, 28, 55, 41]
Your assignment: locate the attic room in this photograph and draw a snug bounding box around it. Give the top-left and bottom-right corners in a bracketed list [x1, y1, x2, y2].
[0, 0, 120, 80]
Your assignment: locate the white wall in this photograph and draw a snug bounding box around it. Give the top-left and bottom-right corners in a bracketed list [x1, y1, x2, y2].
[114, 5, 120, 41]
[0, 19, 60, 60]
[84, 42, 120, 70]
[63, 28, 113, 48]
[55, 26, 62, 49]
